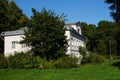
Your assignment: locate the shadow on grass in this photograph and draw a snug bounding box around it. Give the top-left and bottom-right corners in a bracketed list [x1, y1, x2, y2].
[112, 61, 120, 70]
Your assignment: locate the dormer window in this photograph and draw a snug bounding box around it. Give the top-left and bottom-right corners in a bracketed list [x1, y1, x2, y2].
[78, 28, 79, 33]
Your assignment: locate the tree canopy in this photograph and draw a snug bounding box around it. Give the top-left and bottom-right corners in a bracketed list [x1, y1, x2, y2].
[104, 0, 120, 56]
[81, 21, 120, 56]
[22, 8, 67, 60]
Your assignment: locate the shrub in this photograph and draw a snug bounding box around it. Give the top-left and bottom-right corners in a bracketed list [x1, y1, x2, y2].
[112, 55, 120, 60]
[54, 56, 79, 68]
[79, 46, 87, 56]
[0, 54, 8, 68]
[8, 52, 34, 68]
[8, 52, 23, 68]
[8, 52, 55, 69]
[31, 56, 54, 69]
[81, 52, 105, 64]
[8, 52, 79, 69]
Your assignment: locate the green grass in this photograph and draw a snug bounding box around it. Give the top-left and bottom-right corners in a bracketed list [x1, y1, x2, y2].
[0, 60, 120, 80]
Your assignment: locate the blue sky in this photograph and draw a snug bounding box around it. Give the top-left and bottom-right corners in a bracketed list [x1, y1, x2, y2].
[14, 0, 113, 26]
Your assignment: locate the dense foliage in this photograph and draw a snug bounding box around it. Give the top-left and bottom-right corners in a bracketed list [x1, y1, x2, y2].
[81, 52, 105, 64]
[54, 56, 78, 68]
[2, 52, 79, 69]
[79, 46, 87, 56]
[81, 21, 120, 57]
[8, 52, 47, 69]
[0, 54, 8, 68]
[21, 8, 67, 60]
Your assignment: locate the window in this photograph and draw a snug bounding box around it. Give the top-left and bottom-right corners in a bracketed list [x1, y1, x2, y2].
[22, 43, 30, 48]
[12, 41, 16, 49]
[22, 44, 26, 48]
[78, 28, 79, 33]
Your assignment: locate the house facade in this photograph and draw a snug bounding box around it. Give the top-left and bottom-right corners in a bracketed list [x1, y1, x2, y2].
[64, 22, 86, 58]
[1, 27, 31, 57]
[1, 22, 86, 57]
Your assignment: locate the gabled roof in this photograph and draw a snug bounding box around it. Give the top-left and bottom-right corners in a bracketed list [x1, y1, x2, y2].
[70, 29, 87, 41]
[1, 27, 28, 36]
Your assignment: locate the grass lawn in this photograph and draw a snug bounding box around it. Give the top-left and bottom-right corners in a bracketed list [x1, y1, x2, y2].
[0, 60, 120, 80]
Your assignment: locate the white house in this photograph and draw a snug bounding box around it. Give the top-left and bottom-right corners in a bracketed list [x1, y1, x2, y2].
[1, 27, 31, 57]
[1, 22, 86, 57]
[64, 22, 86, 58]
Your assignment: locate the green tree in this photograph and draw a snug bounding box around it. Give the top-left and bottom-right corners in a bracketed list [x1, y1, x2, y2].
[81, 22, 97, 51]
[94, 39, 107, 55]
[105, 0, 120, 55]
[6, 1, 28, 30]
[105, 0, 120, 22]
[22, 8, 67, 60]
[0, 0, 8, 32]
[96, 21, 119, 55]
[81, 21, 119, 56]
[116, 30, 120, 55]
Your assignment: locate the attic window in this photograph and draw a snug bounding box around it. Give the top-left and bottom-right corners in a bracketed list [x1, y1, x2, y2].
[78, 28, 79, 33]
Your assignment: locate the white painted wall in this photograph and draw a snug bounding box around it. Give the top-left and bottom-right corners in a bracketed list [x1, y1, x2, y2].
[65, 30, 71, 54]
[4, 35, 31, 57]
[65, 30, 85, 58]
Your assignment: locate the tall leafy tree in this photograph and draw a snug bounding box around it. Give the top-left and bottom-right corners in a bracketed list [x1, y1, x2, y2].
[22, 8, 67, 60]
[0, 0, 8, 32]
[81, 22, 97, 51]
[116, 31, 120, 55]
[105, 0, 120, 56]
[6, 1, 28, 30]
[94, 39, 107, 55]
[105, 0, 120, 22]
[81, 21, 119, 56]
[96, 21, 119, 55]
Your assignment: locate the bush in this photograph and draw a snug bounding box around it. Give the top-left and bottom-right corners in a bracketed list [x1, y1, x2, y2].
[0, 54, 8, 68]
[81, 53, 105, 64]
[8, 52, 55, 69]
[54, 56, 79, 68]
[112, 55, 120, 60]
[8, 52, 80, 69]
[8, 52, 31, 68]
[79, 46, 87, 56]
[32, 57, 54, 69]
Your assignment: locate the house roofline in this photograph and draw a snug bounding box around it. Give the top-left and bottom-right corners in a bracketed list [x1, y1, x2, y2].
[1, 27, 28, 36]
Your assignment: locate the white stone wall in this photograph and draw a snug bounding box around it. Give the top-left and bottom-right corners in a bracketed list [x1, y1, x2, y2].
[4, 35, 31, 57]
